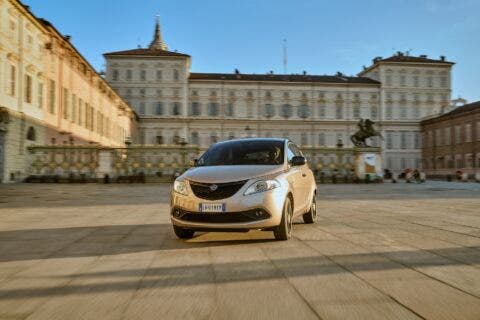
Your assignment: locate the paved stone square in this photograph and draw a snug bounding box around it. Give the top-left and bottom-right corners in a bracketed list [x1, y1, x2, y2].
[0, 181, 479, 319]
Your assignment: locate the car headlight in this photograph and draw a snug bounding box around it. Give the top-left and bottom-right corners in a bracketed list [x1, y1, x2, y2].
[173, 180, 189, 195]
[244, 179, 280, 196]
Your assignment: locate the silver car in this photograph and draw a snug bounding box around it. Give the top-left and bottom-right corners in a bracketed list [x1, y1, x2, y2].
[170, 138, 317, 240]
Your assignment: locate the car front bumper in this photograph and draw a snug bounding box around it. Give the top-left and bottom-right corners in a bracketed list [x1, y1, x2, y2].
[170, 183, 288, 230]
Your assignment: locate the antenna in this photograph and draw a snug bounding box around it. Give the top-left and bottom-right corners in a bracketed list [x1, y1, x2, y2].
[283, 39, 288, 74]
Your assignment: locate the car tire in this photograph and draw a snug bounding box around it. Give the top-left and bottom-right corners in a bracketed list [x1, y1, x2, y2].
[173, 225, 195, 239]
[303, 195, 317, 224]
[274, 196, 293, 241]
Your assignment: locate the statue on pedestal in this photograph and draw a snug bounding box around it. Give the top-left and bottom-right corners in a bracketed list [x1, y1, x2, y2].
[350, 119, 383, 147]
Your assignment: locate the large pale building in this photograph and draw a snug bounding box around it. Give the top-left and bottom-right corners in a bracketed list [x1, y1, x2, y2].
[0, 0, 136, 183]
[104, 19, 454, 172]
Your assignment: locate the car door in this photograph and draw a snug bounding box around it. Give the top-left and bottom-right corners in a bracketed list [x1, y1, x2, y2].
[286, 142, 305, 215]
[290, 143, 311, 213]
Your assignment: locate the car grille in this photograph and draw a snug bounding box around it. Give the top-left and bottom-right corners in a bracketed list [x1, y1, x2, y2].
[172, 208, 271, 223]
[189, 180, 248, 200]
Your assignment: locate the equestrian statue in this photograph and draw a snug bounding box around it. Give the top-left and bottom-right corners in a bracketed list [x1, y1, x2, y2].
[350, 119, 383, 147]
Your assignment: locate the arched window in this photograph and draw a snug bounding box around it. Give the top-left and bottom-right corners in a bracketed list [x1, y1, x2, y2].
[190, 132, 199, 145]
[281, 104, 292, 118]
[298, 105, 310, 119]
[264, 104, 275, 118]
[26, 126, 36, 141]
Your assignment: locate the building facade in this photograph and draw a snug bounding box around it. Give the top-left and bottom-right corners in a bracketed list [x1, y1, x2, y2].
[0, 0, 136, 182]
[104, 20, 454, 173]
[421, 101, 480, 178]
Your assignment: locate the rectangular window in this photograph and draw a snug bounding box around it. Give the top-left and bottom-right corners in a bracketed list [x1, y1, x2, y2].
[85, 104, 90, 129]
[172, 102, 181, 115]
[156, 135, 164, 145]
[112, 69, 119, 81]
[190, 102, 200, 116]
[427, 76, 433, 87]
[413, 75, 419, 87]
[455, 125, 461, 144]
[465, 123, 472, 142]
[413, 106, 420, 118]
[400, 132, 407, 149]
[335, 105, 343, 119]
[156, 70, 162, 80]
[386, 132, 393, 149]
[226, 103, 234, 117]
[139, 102, 145, 115]
[385, 75, 392, 86]
[400, 75, 406, 86]
[24, 75, 32, 103]
[414, 132, 421, 149]
[62, 88, 69, 119]
[385, 104, 393, 119]
[444, 127, 451, 145]
[353, 105, 360, 119]
[48, 79, 56, 114]
[71, 94, 76, 123]
[78, 99, 83, 126]
[435, 129, 442, 146]
[173, 69, 179, 81]
[140, 70, 146, 81]
[126, 69, 132, 80]
[370, 106, 377, 119]
[477, 122, 480, 141]
[400, 105, 407, 119]
[37, 82, 44, 109]
[9, 65, 16, 96]
[155, 102, 163, 115]
[319, 106, 326, 118]
[318, 133, 325, 146]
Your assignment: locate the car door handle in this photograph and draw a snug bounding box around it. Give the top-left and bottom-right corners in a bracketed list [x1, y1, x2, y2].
[302, 173, 306, 177]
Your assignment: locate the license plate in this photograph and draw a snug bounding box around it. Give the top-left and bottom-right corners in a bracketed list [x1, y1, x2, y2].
[199, 203, 226, 212]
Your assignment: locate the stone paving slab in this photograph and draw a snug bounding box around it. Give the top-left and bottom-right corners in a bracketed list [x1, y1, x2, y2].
[0, 181, 479, 319]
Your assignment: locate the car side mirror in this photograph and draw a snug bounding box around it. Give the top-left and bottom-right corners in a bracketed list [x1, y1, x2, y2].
[291, 156, 306, 166]
[189, 158, 198, 167]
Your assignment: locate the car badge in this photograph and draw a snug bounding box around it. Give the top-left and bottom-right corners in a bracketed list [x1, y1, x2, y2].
[209, 184, 218, 191]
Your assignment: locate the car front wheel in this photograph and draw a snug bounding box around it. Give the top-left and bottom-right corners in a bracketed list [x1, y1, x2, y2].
[274, 196, 293, 241]
[173, 225, 195, 239]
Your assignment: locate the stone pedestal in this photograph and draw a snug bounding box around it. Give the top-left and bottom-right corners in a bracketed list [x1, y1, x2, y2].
[96, 149, 113, 180]
[354, 147, 382, 180]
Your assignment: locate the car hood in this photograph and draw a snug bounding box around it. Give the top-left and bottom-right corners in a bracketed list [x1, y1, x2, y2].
[183, 165, 285, 183]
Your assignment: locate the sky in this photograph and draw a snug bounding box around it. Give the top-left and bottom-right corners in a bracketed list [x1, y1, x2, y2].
[25, 0, 480, 102]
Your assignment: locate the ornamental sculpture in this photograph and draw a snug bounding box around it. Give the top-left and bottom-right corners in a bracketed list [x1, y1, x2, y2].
[350, 119, 383, 147]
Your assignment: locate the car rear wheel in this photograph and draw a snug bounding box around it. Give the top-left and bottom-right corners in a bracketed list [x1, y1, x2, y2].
[303, 195, 317, 224]
[173, 225, 195, 239]
[274, 197, 293, 241]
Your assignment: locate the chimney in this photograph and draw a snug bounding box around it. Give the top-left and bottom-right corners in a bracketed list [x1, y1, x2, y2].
[64, 35, 71, 42]
[336, 71, 343, 77]
[420, 54, 428, 58]
[440, 55, 446, 61]
[302, 70, 307, 75]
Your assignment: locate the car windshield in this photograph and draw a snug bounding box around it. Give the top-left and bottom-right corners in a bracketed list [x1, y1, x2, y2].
[196, 140, 284, 166]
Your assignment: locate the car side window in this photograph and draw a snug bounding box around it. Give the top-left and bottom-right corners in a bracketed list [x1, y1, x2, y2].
[287, 143, 295, 162]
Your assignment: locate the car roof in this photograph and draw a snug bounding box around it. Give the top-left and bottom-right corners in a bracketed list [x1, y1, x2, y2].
[215, 137, 288, 145]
